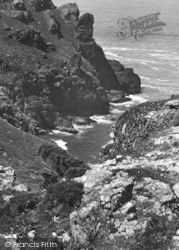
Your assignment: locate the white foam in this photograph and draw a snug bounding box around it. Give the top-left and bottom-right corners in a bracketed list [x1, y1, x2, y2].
[72, 124, 95, 137]
[109, 132, 115, 138]
[104, 47, 135, 51]
[140, 76, 150, 81]
[142, 84, 159, 90]
[125, 104, 131, 108]
[50, 130, 73, 136]
[104, 47, 169, 53]
[110, 108, 124, 114]
[150, 66, 160, 70]
[152, 49, 169, 53]
[54, 139, 68, 150]
[105, 51, 120, 59]
[157, 79, 170, 82]
[90, 115, 113, 124]
[73, 124, 94, 131]
[105, 52, 159, 66]
[111, 102, 129, 107]
[51, 130, 60, 134]
[129, 94, 148, 104]
[149, 53, 179, 62]
[110, 94, 147, 109]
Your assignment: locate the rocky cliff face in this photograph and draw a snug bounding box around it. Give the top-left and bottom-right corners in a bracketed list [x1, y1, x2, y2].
[109, 59, 141, 94]
[0, 0, 110, 131]
[75, 13, 122, 90]
[64, 96, 179, 249]
[2, 97, 179, 249]
[0, 0, 141, 132]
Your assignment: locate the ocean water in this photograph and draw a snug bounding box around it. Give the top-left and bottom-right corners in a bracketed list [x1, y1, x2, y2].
[50, 0, 179, 162]
[48, 96, 146, 163]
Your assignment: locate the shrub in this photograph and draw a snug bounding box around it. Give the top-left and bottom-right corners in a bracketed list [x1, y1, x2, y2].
[173, 140, 179, 147]
[38, 142, 68, 176]
[46, 180, 84, 207]
[134, 214, 179, 250]
[38, 143, 88, 178]
[64, 167, 87, 179]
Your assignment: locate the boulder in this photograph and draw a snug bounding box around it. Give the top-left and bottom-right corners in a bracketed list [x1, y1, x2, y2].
[107, 90, 128, 103]
[55, 116, 78, 134]
[72, 116, 96, 126]
[172, 110, 179, 126]
[109, 60, 141, 94]
[173, 183, 179, 197]
[58, 3, 79, 21]
[142, 178, 173, 204]
[165, 99, 179, 109]
[0, 166, 15, 191]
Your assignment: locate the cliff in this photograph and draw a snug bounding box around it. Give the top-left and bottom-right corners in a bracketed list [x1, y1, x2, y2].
[2, 96, 179, 249]
[108, 59, 141, 94]
[0, 0, 141, 132]
[64, 96, 179, 249]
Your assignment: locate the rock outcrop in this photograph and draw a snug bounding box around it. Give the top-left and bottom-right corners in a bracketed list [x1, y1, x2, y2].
[68, 131, 179, 249]
[1, 9, 34, 23]
[0, 1, 142, 132]
[9, 27, 55, 51]
[75, 13, 123, 91]
[15, 0, 55, 12]
[1, 93, 179, 249]
[109, 59, 141, 94]
[62, 96, 179, 249]
[102, 98, 175, 160]
[0, 1, 121, 131]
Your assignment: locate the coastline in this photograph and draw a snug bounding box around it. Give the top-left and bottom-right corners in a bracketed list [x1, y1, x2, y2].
[68, 95, 179, 249]
[1, 0, 179, 249]
[48, 93, 148, 163]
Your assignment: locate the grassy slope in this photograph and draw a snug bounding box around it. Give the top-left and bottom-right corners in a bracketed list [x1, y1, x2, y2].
[0, 117, 53, 191]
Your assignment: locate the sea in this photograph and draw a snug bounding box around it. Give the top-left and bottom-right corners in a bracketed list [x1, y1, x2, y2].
[50, 0, 179, 163]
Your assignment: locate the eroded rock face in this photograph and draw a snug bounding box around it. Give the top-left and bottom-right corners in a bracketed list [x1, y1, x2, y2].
[42, 10, 62, 39]
[68, 120, 179, 249]
[23, 0, 55, 12]
[172, 110, 179, 126]
[0, 113, 176, 249]
[75, 13, 123, 91]
[1, 9, 34, 23]
[76, 13, 94, 42]
[24, 96, 57, 129]
[0, 1, 113, 130]
[58, 3, 79, 21]
[109, 59, 141, 94]
[102, 99, 176, 159]
[12, 0, 26, 11]
[21, 65, 109, 117]
[9, 28, 55, 52]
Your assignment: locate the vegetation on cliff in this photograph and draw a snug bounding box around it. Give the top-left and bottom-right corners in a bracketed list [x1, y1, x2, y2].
[0, 117, 87, 247]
